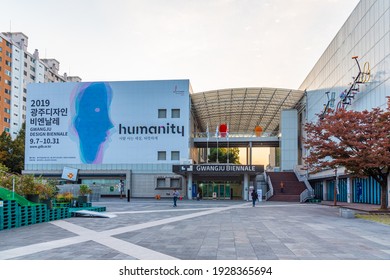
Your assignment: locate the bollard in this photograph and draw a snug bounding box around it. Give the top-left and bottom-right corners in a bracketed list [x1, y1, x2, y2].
[127, 189, 130, 202]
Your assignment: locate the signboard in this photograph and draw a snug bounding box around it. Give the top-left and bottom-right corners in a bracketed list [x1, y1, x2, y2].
[61, 166, 79, 181]
[173, 164, 264, 174]
[25, 80, 190, 165]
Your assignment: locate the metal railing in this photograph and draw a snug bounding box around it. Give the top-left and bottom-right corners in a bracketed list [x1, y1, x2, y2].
[265, 172, 274, 200]
[194, 131, 279, 138]
[300, 189, 314, 203]
[294, 165, 314, 202]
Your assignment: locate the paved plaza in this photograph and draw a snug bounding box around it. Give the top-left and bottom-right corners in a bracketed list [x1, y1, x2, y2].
[0, 198, 390, 260]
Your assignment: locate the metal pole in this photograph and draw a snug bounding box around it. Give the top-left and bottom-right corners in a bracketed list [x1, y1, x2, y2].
[206, 139, 209, 163]
[216, 138, 219, 163]
[334, 168, 338, 206]
[12, 177, 15, 199]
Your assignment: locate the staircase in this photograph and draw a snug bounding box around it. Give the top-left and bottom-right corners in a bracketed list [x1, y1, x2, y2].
[267, 172, 307, 202]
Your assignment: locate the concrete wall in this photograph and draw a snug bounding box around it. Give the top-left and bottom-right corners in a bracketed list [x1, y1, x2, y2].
[280, 109, 298, 171]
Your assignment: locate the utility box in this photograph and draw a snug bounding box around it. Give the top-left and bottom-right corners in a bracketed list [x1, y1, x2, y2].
[340, 208, 355, 219]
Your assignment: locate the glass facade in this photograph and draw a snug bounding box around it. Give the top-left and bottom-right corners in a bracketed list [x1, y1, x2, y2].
[196, 181, 242, 200]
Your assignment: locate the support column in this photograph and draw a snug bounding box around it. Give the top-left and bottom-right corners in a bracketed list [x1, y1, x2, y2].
[249, 141, 253, 165]
[126, 170, 132, 200]
[246, 147, 249, 165]
[187, 173, 193, 200]
[347, 177, 352, 203]
[322, 180, 327, 201]
[243, 173, 249, 201]
[387, 173, 390, 208]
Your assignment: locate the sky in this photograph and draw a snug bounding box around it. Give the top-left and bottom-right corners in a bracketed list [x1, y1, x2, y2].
[2, 0, 360, 93]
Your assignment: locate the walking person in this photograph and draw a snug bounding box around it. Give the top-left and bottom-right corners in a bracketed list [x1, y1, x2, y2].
[280, 181, 284, 193]
[172, 188, 180, 207]
[356, 182, 363, 203]
[251, 190, 258, 207]
[119, 180, 125, 199]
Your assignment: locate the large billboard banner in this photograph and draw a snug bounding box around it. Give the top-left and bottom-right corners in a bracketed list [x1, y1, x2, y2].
[26, 80, 190, 165]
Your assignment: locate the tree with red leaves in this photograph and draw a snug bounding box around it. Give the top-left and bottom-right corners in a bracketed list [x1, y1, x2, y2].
[304, 98, 390, 210]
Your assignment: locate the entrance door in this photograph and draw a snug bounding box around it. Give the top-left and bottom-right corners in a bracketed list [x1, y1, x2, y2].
[199, 181, 233, 200]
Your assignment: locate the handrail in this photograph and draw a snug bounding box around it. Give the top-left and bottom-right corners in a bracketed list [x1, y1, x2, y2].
[265, 173, 274, 200]
[299, 189, 314, 203]
[194, 131, 279, 138]
[294, 165, 314, 202]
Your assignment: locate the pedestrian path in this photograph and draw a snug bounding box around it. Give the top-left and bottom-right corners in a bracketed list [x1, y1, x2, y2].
[0, 199, 389, 260]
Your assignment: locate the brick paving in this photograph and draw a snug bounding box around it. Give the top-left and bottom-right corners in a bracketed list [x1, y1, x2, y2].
[0, 198, 389, 260]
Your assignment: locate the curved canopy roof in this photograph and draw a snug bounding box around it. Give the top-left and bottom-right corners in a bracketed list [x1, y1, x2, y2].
[191, 87, 305, 137]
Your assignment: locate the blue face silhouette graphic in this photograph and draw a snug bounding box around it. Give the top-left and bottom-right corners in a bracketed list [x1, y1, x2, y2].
[72, 83, 114, 164]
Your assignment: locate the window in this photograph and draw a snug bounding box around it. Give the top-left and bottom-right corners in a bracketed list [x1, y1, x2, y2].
[156, 178, 166, 188]
[4, 108, 10, 114]
[157, 151, 166, 160]
[171, 151, 180, 161]
[4, 98, 10, 104]
[158, 109, 167, 118]
[4, 117, 10, 123]
[170, 178, 181, 188]
[4, 128, 9, 133]
[171, 109, 180, 118]
[5, 70, 11, 77]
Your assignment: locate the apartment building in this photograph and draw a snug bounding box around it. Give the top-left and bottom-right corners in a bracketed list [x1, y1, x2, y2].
[0, 32, 81, 138]
[0, 35, 12, 134]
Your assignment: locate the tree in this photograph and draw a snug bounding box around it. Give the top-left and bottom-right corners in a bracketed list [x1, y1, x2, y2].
[208, 148, 240, 164]
[10, 122, 25, 174]
[0, 123, 25, 174]
[304, 99, 390, 210]
[0, 131, 13, 169]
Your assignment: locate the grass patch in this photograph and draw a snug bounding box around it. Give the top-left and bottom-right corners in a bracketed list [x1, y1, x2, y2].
[356, 214, 390, 226]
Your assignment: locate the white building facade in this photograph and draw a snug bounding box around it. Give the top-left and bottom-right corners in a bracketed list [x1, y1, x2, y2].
[24, 80, 193, 198]
[299, 0, 390, 207]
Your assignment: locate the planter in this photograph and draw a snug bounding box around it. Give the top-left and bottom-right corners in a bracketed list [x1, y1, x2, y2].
[77, 195, 88, 204]
[25, 194, 39, 203]
[40, 199, 53, 210]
